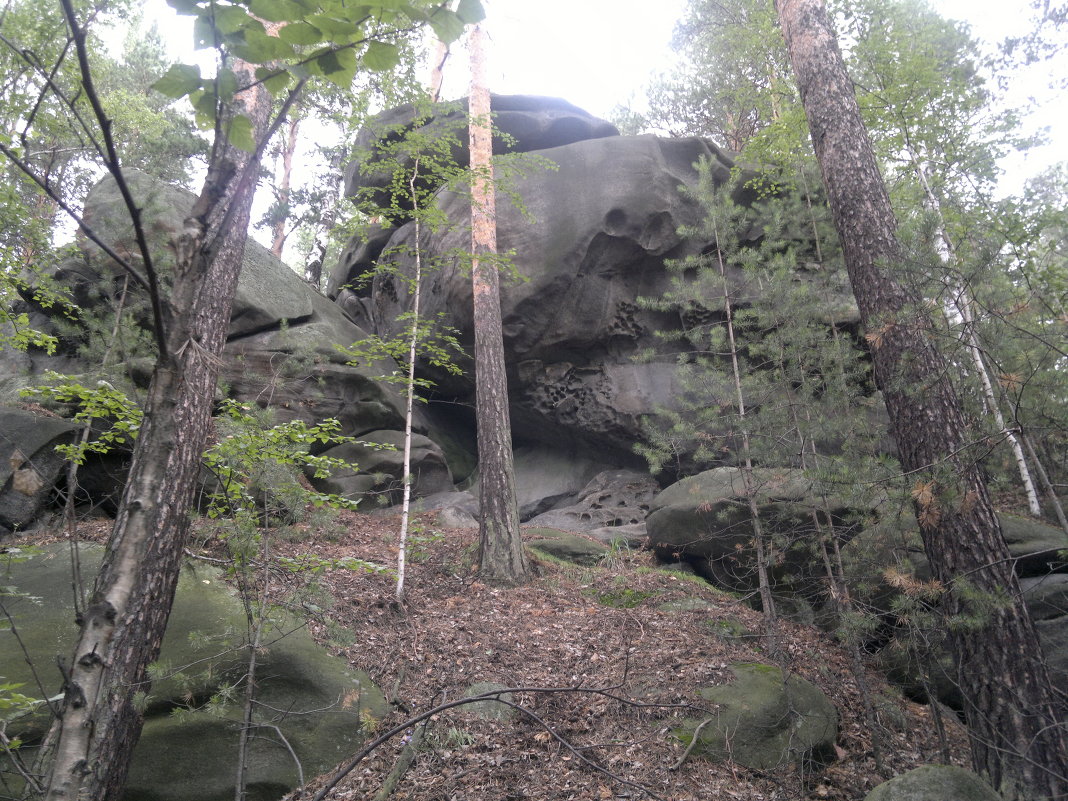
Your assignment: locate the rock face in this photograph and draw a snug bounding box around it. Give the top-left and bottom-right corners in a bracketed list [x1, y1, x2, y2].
[645, 467, 868, 596]
[0, 409, 76, 532]
[864, 765, 1004, 801]
[0, 544, 387, 801]
[672, 662, 838, 770]
[340, 94, 620, 215]
[336, 132, 748, 461]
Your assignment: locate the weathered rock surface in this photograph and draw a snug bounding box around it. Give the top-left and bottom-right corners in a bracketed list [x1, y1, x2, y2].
[646, 467, 867, 594]
[338, 94, 619, 221]
[308, 429, 453, 506]
[672, 662, 837, 770]
[33, 173, 407, 442]
[864, 765, 1004, 801]
[524, 527, 610, 566]
[337, 133, 758, 460]
[470, 444, 616, 521]
[524, 469, 658, 543]
[842, 515, 1068, 706]
[0, 544, 386, 801]
[0, 409, 76, 532]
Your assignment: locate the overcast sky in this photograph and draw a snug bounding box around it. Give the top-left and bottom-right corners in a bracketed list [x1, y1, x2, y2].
[130, 0, 1064, 202]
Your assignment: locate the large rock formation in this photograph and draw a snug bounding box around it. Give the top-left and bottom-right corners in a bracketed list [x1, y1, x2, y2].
[0, 544, 386, 801]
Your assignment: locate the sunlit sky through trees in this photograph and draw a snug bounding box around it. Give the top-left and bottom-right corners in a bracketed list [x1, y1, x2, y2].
[114, 0, 1065, 250]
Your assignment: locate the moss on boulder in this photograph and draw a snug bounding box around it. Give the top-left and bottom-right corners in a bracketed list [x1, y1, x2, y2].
[864, 765, 1003, 801]
[673, 662, 837, 770]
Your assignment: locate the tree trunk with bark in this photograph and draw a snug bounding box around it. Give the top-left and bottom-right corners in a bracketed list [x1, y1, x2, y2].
[44, 60, 273, 801]
[468, 22, 529, 585]
[271, 112, 300, 258]
[775, 1, 1068, 797]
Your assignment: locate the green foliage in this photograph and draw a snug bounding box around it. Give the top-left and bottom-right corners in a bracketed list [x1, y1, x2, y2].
[636, 163, 871, 478]
[20, 372, 144, 463]
[155, 0, 485, 136]
[202, 400, 364, 522]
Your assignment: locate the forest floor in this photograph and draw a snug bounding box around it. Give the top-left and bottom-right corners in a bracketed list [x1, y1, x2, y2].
[229, 507, 973, 801]
[52, 507, 971, 801]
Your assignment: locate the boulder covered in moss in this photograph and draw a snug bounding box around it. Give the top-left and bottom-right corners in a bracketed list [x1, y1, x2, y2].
[0, 543, 386, 801]
[864, 764, 1003, 801]
[672, 661, 837, 770]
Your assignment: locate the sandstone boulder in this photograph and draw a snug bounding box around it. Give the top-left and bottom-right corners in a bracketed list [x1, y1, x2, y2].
[0, 544, 386, 801]
[864, 765, 1003, 801]
[646, 467, 867, 595]
[672, 662, 837, 770]
[0, 409, 76, 532]
[308, 429, 453, 506]
[338, 94, 619, 219]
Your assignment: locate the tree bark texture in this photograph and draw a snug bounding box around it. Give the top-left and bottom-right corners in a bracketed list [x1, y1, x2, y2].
[468, 23, 529, 585]
[776, 1, 1068, 797]
[271, 113, 300, 258]
[44, 61, 272, 801]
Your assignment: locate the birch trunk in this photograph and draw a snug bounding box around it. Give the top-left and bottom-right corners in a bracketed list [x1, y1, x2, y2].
[44, 60, 274, 801]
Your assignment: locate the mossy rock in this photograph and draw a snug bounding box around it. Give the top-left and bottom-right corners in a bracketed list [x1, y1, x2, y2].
[459, 681, 515, 721]
[673, 662, 837, 770]
[0, 544, 386, 801]
[998, 513, 1068, 577]
[864, 765, 1003, 801]
[657, 597, 718, 614]
[525, 528, 609, 566]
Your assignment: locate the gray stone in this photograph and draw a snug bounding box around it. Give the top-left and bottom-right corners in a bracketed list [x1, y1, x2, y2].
[525, 527, 610, 566]
[672, 662, 837, 770]
[1020, 574, 1068, 621]
[468, 444, 613, 521]
[79, 173, 315, 339]
[308, 429, 453, 507]
[646, 467, 865, 593]
[405, 490, 479, 528]
[864, 765, 1003, 801]
[999, 513, 1068, 577]
[337, 94, 619, 223]
[0, 544, 386, 801]
[525, 469, 659, 535]
[1036, 616, 1068, 688]
[0, 409, 76, 531]
[585, 522, 648, 549]
[459, 681, 516, 722]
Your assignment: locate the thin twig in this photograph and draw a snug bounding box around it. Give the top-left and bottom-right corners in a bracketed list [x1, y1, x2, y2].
[58, 0, 169, 357]
[670, 715, 716, 770]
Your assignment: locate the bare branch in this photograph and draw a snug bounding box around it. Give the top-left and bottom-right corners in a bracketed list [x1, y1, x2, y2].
[57, 0, 169, 358]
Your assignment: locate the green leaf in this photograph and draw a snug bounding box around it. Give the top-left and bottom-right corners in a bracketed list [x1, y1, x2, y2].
[278, 20, 324, 45]
[193, 15, 217, 48]
[312, 46, 357, 87]
[248, 0, 306, 22]
[226, 114, 256, 153]
[230, 28, 296, 62]
[428, 7, 465, 43]
[166, 0, 201, 15]
[255, 66, 293, 95]
[455, 0, 485, 24]
[308, 14, 361, 39]
[191, 88, 218, 128]
[152, 64, 202, 99]
[213, 4, 252, 34]
[362, 40, 399, 72]
[216, 68, 238, 102]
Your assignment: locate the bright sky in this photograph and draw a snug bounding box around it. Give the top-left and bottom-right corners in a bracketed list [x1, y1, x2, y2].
[130, 0, 1064, 202]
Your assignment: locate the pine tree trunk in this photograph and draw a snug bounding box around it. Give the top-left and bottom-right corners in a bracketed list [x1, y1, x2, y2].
[44, 60, 273, 801]
[468, 22, 529, 585]
[776, 1, 1068, 797]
